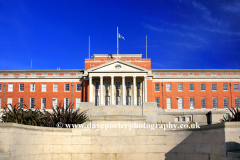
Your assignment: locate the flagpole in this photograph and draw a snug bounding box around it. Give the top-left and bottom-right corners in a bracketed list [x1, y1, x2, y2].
[146, 35, 147, 59]
[117, 27, 119, 57]
[89, 36, 90, 59]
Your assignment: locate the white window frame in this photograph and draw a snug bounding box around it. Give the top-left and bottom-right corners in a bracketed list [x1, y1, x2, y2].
[19, 97, 24, 104]
[64, 98, 69, 109]
[0, 83, 2, 92]
[0, 97, 1, 108]
[41, 98, 46, 109]
[235, 97, 239, 108]
[223, 83, 228, 91]
[178, 97, 183, 109]
[30, 84, 35, 92]
[52, 98, 58, 109]
[76, 98, 81, 108]
[212, 83, 217, 91]
[201, 97, 206, 109]
[166, 83, 171, 92]
[234, 83, 239, 91]
[190, 97, 195, 109]
[30, 98, 35, 109]
[167, 97, 172, 109]
[212, 97, 217, 109]
[42, 83, 47, 92]
[7, 97, 12, 106]
[53, 83, 58, 92]
[224, 97, 229, 108]
[65, 84, 70, 92]
[189, 83, 194, 91]
[201, 83, 205, 91]
[8, 84, 13, 92]
[19, 84, 24, 92]
[178, 83, 183, 91]
[76, 83, 81, 92]
[155, 83, 160, 92]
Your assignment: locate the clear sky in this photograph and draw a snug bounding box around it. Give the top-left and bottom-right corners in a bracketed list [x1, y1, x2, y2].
[1, 0, 240, 70]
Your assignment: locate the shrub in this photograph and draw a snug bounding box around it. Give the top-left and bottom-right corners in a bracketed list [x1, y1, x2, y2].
[220, 107, 240, 122]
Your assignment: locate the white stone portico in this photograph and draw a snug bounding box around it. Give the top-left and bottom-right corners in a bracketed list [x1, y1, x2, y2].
[85, 59, 151, 106]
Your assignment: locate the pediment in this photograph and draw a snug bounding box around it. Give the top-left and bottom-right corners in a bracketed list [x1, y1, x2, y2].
[87, 59, 149, 73]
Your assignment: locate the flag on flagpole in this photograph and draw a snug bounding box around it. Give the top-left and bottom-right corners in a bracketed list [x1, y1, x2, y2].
[118, 33, 125, 40]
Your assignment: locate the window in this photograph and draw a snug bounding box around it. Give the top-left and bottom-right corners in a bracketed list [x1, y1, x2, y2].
[53, 83, 58, 92]
[30, 98, 35, 109]
[64, 98, 69, 108]
[0, 83, 2, 91]
[116, 96, 120, 105]
[178, 83, 183, 91]
[19, 84, 24, 92]
[41, 98, 46, 109]
[201, 83, 205, 91]
[116, 82, 120, 90]
[52, 98, 58, 109]
[201, 97, 206, 109]
[30, 84, 35, 92]
[19, 97, 24, 104]
[189, 83, 194, 91]
[42, 84, 47, 92]
[105, 82, 110, 90]
[155, 83, 160, 91]
[126, 96, 131, 105]
[175, 117, 179, 122]
[224, 97, 229, 108]
[8, 84, 13, 92]
[155, 97, 160, 107]
[0, 98, 1, 108]
[167, 97, 172, 109]
[95, 82, 99, 90]
[126, 82, 131, 89]
[137, 82, 141, 90]
[95, 96, 99, 106]
[137, 96, 141, 106]
[223, 83, 228, 91]
[181, 117, 185, 121]
[234, 83, 239, 91]
[76, 98, 81, 108]
[76, 84, 81, 92]
[212, 97, 217, 109]
[7, 98, 12, 106]
[235, 97, 239, 108]
[178, 97, 183, 109]
[190, 97, 195, 109]
[105, 96, 110, 105]
[212, 83, 217, 91]
[166, 83, 171, 91]
[65, 84, 69, 91]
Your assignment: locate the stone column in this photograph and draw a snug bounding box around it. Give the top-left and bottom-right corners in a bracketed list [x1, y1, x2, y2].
[89, 76, 92, 103]
[111, 76, 114, 105]
[144, 76, 147, 102]
[100, 76, 103, 106]
[122, 76, 125, 105]
[133, 76, 136, 106]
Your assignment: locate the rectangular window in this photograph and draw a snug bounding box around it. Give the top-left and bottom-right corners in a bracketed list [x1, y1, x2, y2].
[224, 97, 229, 108]
[0, 98, 1, 108]
[137, 82, 141, 90]
[190, 97, 195, 109]
[76, 98, 81, 108]
[105, 82, 110, 90]
[212, 83, 217, 91]
[137, 96, 141, 106]
[201, 97, 206, 109]
[7, 97, 12, 106]
[234, 83, 239, 91]
[178, 83, 183, 91]
[126, 96, 131, 105]
[0, 83, 2, 91]
[95, 96, 99, 106]
[212, 97, 217, 109]
[8, 84, 13, 92]
[19, 97, 24, 104]
[41, 98, 46, 109]
[181, 117, 185, 121]
[201, 83, 205, 91]
[76, 84, 81, 91]
[30, 98, 35, 109]
[105, 96, 110, 105]
[155, 97, 160, 107]
[52, 98, 58, 109]
[167, 97, 172, 109]
[116, 96, 120, 105]
[64, 98, 69, 108]
[189, 83, 194, 91]
[42, 84, 47, 92]
[155, 83, 160, 91]
[19, 84, 24, 92]
[166, 83, 171, 91]
[95, 82, 99, 90]
[223, 83, 228, 91]
[30, 84, 35, 92]
[53, 83, 58, 92]
[235, 97, 239, 108]
[116, 82, 120, 90]
[126, 82, 131, 89]
[65, 84, 69, 91]
[178, 97, 183, 109]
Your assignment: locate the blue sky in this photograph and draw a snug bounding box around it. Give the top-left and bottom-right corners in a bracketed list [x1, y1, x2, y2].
[1, 0, 240, 70]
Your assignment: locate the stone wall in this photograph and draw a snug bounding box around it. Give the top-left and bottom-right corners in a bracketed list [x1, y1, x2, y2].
[0, 122, 239, 160]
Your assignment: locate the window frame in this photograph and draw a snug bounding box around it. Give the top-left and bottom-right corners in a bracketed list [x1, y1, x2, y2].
[30, 98, 35, 109]
[166, 83, 171, 92]
[212, 83, 217, 91]
[190, 97, 195, 109]
[76, 83, 81, 92]
[76, 98, 81, 108]
[235, 97, 239, 108]
[223, 83, 228, 91]
[0, 83, 2, 92]
[212, 97, 217, 109]
[177, 97, 183, 109]
[155, 83, 160, 92]
[30, 84, 35, 92]
[155, 97, 160, 108]
[201, 97, 206, 109]
[19, 84, 24, 92]
[41, 97, 46, 109]
[234, 83, 239, 91]
[189, 83, 194, 91]
[65, 83, 70, 92]
[53, 83, 58, 92]
[42, 83, 47, 92]
[8, 84, 13, 92]
[201, 83, 205, 91]
[178, 83, 183, 91]
[52, 98, 58, 109]
[224, 97, 229, 108]
[167, 97, 172, 109]
[64, 97, 69, 108]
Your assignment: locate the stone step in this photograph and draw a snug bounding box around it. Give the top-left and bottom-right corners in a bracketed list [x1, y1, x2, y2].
[90, 115, 147, 121]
